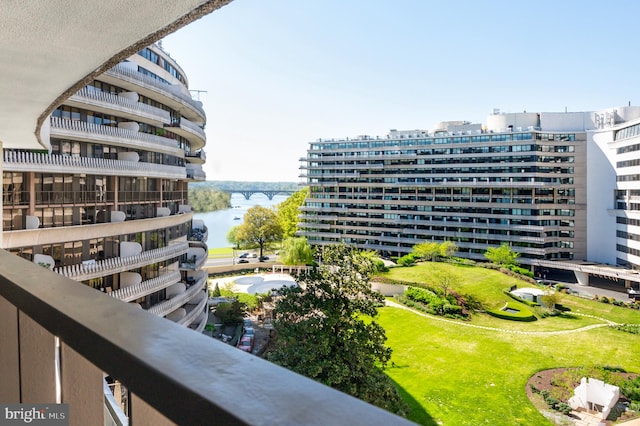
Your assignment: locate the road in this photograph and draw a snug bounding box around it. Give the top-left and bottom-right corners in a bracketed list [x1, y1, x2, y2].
[205, 254, 279, 268]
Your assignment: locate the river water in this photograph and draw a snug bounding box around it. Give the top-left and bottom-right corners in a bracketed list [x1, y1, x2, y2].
[194, 193, 289, 249]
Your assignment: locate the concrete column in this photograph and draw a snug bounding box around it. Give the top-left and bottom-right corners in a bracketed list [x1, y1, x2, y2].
[574, 270, 590, 286]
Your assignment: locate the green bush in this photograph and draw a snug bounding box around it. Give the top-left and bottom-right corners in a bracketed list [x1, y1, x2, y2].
[621, 376, 640, 402]
[397, 254, 417, 266]
[556, 402, 572, 415]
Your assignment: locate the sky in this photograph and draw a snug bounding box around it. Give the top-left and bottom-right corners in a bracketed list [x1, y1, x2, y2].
[162, 0, 640, 182]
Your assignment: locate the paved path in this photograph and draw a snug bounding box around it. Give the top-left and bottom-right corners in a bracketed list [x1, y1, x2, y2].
[384, 300, 627, 336]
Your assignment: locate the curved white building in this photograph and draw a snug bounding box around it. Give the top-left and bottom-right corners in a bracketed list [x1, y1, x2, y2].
[2, 43, 209, 331]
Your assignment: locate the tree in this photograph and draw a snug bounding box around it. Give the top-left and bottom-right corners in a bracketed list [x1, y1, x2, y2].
[266, 244, 408, 416]
[541, 291, 561, 310]
[236, 205, 282, 258]
[279, 236, 314, 265]
[210, 282, 221, 298]
[226, 226, 241, 249]
[431, 270, 459, 297]
[188, 186, 231, 212]
[412, 241, 458, 261]
[484, 243, 520, 266]
[214, 300, 246, 325]
[439, 240, 458, 258]
[276, 187, 309, 239]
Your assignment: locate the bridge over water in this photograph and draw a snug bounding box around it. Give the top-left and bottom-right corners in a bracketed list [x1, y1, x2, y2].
[217, 187, 295, 200]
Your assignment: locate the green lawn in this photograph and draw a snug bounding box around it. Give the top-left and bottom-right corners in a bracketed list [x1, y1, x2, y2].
[208, 247, 233, 258]
[377, 262, 640, 425]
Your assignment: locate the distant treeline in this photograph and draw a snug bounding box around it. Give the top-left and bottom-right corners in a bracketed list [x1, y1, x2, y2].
[191, 180, 299, 192]
[188, 186, 231, 212]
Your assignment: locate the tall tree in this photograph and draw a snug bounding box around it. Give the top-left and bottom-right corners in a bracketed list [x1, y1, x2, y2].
[484, 243, 520, 266]
[279, 236, 314, 265]
[226, 225, 241, 249]
[276, 187, 309, 239]
[266, 244, 408, 416]
[236, 205, 282, 258]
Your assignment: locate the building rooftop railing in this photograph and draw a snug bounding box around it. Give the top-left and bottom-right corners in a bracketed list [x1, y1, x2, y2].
[0, 249, 411, 425]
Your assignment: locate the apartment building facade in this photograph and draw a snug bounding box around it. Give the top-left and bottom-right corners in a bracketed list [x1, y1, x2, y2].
[299, 107, 640, 288]
[2, 44, 209, 330]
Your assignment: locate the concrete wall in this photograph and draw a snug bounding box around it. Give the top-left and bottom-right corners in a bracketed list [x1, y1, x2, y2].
[586, 129, 618, 264]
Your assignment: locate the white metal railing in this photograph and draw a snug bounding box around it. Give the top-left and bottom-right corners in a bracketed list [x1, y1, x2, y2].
[105, 64, 205, 119]
[70, 87, 171, 123]
[55, 243, 189, 281]
[147, 279, 206, 317]
[3, 150, 186, 179]
[110, 271, 182, 302]
[50, 117, 181, 154]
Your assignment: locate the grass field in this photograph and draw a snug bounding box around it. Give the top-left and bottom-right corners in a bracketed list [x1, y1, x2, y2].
[377, 262, 640, 425]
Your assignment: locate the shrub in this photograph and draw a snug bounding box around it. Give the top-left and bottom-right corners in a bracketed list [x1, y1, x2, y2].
[397, 254, 417, 266]
[620, 376, 640, 402]
[600, 296, 610, 304]
[556, 402, 572, 415]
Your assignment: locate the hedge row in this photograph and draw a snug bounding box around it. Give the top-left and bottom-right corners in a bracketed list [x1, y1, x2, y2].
[487, 302, 537, 322]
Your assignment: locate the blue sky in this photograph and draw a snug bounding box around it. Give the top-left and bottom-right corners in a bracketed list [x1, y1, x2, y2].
[163, 0, 640, 182]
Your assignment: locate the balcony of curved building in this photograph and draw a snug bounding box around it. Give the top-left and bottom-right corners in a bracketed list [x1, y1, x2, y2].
[170, 289, 208, 327]
[146, 277, 206, 317]
[180, 246, 207, 271]
[189, 219, 208, 242]
[66, 87, 171, 127]
[50, 117, 183, 157]
[164, 117, 206, 150]
[186, 163, 206, 181]
[185, 149, 206, 164]
[103, 63, 205, 124]
[189, 310, 209, 333]
[3, 150, 186, 180]
[110, 270, 182, 303]
[0, 250, 410, 425]
[54, 242, 189, 281]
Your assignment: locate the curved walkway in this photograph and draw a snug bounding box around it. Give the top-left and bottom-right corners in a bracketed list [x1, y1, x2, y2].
[384, 300, 624, 336]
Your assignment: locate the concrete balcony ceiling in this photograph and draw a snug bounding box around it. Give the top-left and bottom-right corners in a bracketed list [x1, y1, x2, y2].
[0, 0, 231, 150]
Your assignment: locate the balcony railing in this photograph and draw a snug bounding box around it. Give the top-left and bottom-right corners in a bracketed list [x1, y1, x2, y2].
[105, 64, 206, 121]
[69, 87, 171, 124]
[3, 150, 186, 179]
[55, 242, 189, 281]
[146, 278, 206, 318]
[50, 117, 182, 156]
[180, 116, 206, 140]
[109, 270, 182, 302]
[177, 291, 208, 327]
[0, 249, 410, 425]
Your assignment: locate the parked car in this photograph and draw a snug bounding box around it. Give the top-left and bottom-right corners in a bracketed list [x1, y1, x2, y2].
[250, 253, 257, 258]
[238, 259, 249, 264]
[243, 326, 255, 337]
[237, 335, 253, 352]
[258, 256, 269, 262]
[238, 252, 249, 258]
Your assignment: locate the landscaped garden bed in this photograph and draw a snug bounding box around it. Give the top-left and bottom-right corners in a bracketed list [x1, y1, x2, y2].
[526, 367, 640, 424]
